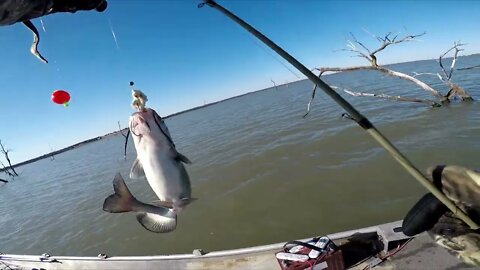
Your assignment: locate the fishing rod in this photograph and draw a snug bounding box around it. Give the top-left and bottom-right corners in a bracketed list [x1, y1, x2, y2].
[199, 0, 479, 229]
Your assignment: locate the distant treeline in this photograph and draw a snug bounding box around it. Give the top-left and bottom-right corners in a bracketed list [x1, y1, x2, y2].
[1, 134, 110, 171]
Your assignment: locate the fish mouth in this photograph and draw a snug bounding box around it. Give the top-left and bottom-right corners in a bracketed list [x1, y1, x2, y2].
[129, 114, 151, 137]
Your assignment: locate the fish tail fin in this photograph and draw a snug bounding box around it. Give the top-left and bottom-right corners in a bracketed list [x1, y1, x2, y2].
[103, 173, 139, 213]
[136, 212, 177, 233]
[103, 173, 178, 233]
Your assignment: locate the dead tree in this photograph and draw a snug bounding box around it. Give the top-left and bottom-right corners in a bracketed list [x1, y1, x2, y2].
[48, 144, 55, 161]
[118, 121, 130, 160]
[306, 31, 460, 116]
[271, 79, 278, 91]
[413, 42, 473, 101]
[0, 140, 18, 176]
[1, 161, 14, 176]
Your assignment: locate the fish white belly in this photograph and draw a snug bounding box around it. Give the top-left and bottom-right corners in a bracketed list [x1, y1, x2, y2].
[140, 148, 185, 202]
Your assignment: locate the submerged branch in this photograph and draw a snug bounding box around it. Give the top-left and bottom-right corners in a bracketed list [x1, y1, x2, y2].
[304, 64, 445, 114]
[0, 178, 8, 183]
[444, 83, 474, 101]
[308, 31, 472, 114]
[343, 89, 441, 107]
[431, 42, 473, 101]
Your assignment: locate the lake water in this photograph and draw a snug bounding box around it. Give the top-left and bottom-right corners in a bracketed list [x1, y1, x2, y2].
[1, 55, 479, 256]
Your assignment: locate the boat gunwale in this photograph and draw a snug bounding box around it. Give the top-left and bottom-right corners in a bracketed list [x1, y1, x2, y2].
[0, 223, 382, 262]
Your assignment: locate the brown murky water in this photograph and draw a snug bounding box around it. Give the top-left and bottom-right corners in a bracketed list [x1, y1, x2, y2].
[1, 56, 479, 256]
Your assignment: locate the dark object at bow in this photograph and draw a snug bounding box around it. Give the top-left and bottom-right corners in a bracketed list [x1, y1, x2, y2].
[402, 165, 480, 266]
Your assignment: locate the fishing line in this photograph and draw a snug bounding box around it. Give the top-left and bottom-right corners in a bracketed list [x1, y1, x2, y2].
[108, 18, 120, 50]
[40, 19, 46, 32]
[243, 30, 302, 79]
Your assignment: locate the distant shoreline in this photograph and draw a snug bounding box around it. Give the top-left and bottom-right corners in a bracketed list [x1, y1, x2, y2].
[4, 81, 285, 170]
[5, 54, 479, 170]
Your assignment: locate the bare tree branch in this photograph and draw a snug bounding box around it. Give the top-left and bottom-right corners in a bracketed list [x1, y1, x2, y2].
[338, 41, 372, 62]
[306, 61, 445, 114]
[316, 66, 444, 99]
[416, 42, 474, 101]
[316, 65, 377, 74]
[438, 41, 465, 81]
[412, 72, 443, 81]
[308, 31, 472, 115]
[370, 32, 426, 56]
[362, 27, 384, 43]
[338, 31, 426, 67]
[349, 32, 372, 54]
[0, 140, 18, 176]
[0, 178, 7, 183]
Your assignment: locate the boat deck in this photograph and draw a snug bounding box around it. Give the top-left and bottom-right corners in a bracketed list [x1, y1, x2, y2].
[359, 233, 476, 270]
[1, 221, 479, 270]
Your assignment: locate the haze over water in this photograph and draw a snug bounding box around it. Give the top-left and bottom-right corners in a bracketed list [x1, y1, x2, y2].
[1, 56, 479, 256]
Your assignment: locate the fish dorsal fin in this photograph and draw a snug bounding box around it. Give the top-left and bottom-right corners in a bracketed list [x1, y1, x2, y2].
[130, 158, 146, 180]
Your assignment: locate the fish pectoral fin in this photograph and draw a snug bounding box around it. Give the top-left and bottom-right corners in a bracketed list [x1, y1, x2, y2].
[175, 151, 192, 164]
[130, 158, 146, 179]
[151, 200, 174, 208]
[136, 212, 177, 233]
[103, 173, 137, 213]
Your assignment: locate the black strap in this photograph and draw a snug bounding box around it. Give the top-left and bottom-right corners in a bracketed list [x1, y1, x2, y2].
[151, 109, 176, 147]
[284, 240, 325, 253]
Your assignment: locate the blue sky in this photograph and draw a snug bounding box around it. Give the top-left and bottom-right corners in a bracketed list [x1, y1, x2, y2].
[0, 0, 479, 163]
